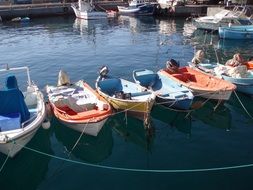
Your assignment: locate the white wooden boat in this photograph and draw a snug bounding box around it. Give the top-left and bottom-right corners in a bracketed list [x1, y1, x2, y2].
[133, 69, 194, 110]
[71, 0, 107, 20]
[0, 66, 46, 157]
[96, 66, 156, 121]
[46, 71, 112, 136]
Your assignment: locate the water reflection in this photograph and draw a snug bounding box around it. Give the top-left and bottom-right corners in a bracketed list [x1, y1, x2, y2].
[192, 100, 232, 131]
[182, 21, 196, 38]
[151, 105, 192, 135]
[73, 18, 108, 36]
[54, 119, 113, 163]
[158, 19, 177, 35]
[108, 113, 155, 151]
[0, 128, 52, 190]
[118, 15, 157, 34]
[225, 92, 253, 120]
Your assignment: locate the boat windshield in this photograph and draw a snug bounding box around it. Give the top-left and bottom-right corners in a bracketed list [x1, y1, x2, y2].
[238, 19, 253, 25]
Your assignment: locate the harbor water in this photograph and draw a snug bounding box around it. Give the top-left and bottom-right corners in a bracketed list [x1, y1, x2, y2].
[1, 15, 253, 190]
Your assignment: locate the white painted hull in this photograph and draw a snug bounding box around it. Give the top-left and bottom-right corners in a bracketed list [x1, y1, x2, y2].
[59, 117, 108, 136]
[71, 6, 107, 20]
[0, 86, 46, 158]
[0, 126, 39, 158]
[193, 88, 233, 100]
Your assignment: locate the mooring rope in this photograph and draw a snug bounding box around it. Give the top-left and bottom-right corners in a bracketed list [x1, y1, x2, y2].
[67, 119, 90, 157]
[234, 91, 253, 120]
[0, 152, 10, 173]
[0, 142, 14, 173]
[13, 141, 253, 173]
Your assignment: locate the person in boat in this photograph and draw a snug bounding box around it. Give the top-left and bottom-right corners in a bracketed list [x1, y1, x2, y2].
[165, 59, 180, 73]
[191, 50, 205, 66]
[57, 70, 71, 86]
[225, 53, 245, 67]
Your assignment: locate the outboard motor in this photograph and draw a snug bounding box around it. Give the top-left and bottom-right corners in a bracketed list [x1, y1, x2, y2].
[99, 66, 109, 77]
[166, 59, 180, 73]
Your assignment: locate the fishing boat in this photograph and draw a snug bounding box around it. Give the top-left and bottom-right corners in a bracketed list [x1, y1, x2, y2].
[46, 70, 112, 136]
[133, 69, 194, 110]
[95, 66, 156, 121]
[71, 0, 107, 20]
[219, 25, 253, 39]
[160, 63, 236, 100]
[221, 73, 253, 95]
[117, 0, 157, 16]
[187, 51, 253, 96]
[0, 66, 46, 157]
[193, 6, 253, 31]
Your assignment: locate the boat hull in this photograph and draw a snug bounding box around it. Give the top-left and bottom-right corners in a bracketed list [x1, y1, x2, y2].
[58, 117, 108, 136]
[117, 4, 156, 16]
[71, 6, 107, 20]
[0, 126, 40, 158]
[219, 25, 253, 39]
[222, 74, 253, 95]
[156, 95, 193, 110]
[98, 91, 155, 120]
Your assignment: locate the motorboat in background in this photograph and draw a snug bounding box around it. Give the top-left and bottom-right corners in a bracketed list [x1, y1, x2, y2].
[219, 24, 253, 39]
[0, 66, 46, 157]
[117, 0, 157, 16]
[193, 6, 253, 31]
[133, 69, 194, 110]
[71, 0, 107, 20]
[47, 70, 112, 136]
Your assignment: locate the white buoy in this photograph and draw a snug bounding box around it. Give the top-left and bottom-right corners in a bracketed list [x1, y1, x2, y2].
[42, 120, 51, 130]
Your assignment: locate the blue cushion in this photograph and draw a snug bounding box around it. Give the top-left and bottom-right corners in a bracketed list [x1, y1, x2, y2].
[0, 113, 21, 132]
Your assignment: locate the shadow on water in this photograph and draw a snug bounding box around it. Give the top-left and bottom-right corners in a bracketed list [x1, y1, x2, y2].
[225, 92, 253, 122]
[151, 105, 192, 135]
[53, 118, 113, 163]
[191, 99, 232, 131]
[0, 128, 53, 190]
[107, 113, 155, 152]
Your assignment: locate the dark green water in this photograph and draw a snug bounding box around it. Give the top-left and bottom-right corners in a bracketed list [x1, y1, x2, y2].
[1, 15, 253, 190]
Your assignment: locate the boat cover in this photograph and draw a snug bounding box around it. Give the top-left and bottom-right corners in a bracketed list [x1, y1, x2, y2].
[0, 75, 30, 123]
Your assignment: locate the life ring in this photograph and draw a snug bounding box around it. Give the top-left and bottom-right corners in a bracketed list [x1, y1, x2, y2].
[63, 7, 68, 13]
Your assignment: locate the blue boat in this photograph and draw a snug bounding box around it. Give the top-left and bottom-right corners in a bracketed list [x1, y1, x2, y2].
[219, 25, 253, 40]
[221, 72, 253, 95]
[133, 69, 194, 110]
[117, 0, 157, 16]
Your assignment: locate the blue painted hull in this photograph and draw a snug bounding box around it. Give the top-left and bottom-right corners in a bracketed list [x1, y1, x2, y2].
[118, 4, 156, 16]
[219, 25, 253, 40]
[133, 69, 194, 110]
[156, 95, 193, 110]
[222, 74, 253, 95]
